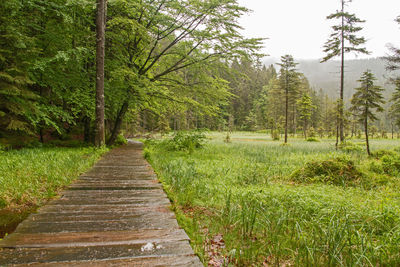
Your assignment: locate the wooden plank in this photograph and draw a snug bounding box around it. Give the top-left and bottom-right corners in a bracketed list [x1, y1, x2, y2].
[0, 240, 196, 265]
[0, 229, 189, 248]
[8, 255, 202, 266]
[0, 142, 202, 266]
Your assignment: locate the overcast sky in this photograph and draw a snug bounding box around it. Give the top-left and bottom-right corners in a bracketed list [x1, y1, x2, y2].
[237, 0, 400, 60]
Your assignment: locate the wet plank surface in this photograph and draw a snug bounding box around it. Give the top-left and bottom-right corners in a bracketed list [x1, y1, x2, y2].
[0, 142, 202, 266]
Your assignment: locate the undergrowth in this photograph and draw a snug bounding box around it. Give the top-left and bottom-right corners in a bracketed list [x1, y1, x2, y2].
[146, 134, 400, 266]
[0, 146, 108, 236]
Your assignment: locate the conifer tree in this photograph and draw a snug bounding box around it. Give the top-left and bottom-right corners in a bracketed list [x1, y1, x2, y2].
[297, 93, 315, 139]
[385, 16, 400, 73]
[277, 55, 299, 143]
[389, 78, 400, 129]
[350, 71, 385, 155]
[321, 0, 369, 143]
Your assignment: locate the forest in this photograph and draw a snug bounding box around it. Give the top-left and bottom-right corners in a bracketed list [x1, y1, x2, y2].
[1, 0, 399, 148]
[2, 0, 400, 266]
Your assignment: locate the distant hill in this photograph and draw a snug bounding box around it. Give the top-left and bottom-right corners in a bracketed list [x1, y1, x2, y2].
[264, 57, 398, 100]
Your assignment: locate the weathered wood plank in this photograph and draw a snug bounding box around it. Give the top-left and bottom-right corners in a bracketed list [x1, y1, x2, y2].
[0, 142, 202, 266]
[0, 229, 189, 248]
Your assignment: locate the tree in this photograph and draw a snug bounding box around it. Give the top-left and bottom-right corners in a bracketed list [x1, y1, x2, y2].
[389, 78, 400, 129]
[297, 93, 315, 139]
[95, 0, 107, 147]
[104, 0, 263, 145]
[277, 55, 299, 143]
[350, 71, 385, 155]
[385, 16, 400, 73]
[321, 0, 369, 143]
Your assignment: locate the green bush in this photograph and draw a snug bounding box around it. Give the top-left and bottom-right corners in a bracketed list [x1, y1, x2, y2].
[338, 141, 363, 152]
[371, 149, 398, 159]
[291, 156, 363, 186]
[165, 130, 207, 152]
[381, 154, 400, 176]
[306, 137, 320, 142]
[46, 139, 88, 148]
[114, 134, 128, 146]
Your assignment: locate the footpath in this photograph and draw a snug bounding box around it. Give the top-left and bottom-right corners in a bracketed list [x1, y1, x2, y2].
[0, 141, 201, 266]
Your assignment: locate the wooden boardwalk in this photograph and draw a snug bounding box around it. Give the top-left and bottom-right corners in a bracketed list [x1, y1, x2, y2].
[0, 142, 202, 266]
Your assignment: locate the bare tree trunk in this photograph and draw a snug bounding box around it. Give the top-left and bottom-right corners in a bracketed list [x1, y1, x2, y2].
[392, 122, 394, 139]
[365, 115, 370, 155]
[285, 88, 289, 143]
[95, 0, 107, 147]
[339, 0, 345, 143]
[335, 117, 339, 150]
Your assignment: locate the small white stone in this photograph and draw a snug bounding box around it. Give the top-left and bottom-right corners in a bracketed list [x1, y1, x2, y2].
[141, 242, 155, 252]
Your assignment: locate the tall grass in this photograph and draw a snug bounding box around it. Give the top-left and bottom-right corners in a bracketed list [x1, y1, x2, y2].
[0, 146, 107, 236]
[146, 133, 400, 266]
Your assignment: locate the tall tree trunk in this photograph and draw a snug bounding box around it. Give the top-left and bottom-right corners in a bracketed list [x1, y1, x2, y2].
[107, 101, 129, 146]
[83, 117, 91, 143]
[293, 104, 296, 137]
[95, 0, 107, 147]
[285, 88, 289, 143]
[391, 122, 394, 139]
[335, 116, 339, 150]
[339, 0, 345, 143]
[365, 115, 370, 155]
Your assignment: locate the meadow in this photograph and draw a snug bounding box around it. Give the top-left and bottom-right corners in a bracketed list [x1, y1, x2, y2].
[145, 132, 400, 266]
[0, 146, 108, 237]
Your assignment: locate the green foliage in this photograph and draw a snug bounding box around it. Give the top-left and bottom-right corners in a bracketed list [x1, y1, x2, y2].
[291, 156, 363, 186]
[306, 137, 319, 142]
[322, 1, 369, 63]
[146, 133, 400, 266]
[371, 149, 398, 159]
[164, 130, 207, 152]
[338, 141, 363, 152]
[114, 134, 127, 146]
[381, 153, 400, 176]
[0, 146, 107, 211]
[351, 71, 385, 124]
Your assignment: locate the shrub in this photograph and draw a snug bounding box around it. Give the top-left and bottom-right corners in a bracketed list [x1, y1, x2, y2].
[114, 134, 128, 146]
[224, 132, 231, 143]
[165, 130, 207, 152]
[381, 154, 400, 176]
[338, 141, 363, 152]
[291, 156, 363, 186]
[46, 139, 88, 148]
[371, 149, 398, 159]
[306, 137, 320, 142]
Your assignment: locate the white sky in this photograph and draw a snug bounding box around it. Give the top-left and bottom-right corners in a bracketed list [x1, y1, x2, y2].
[237, 0, 400, 60]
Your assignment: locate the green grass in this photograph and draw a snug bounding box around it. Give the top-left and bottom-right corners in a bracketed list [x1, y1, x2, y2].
[145, 132, 400, 266]
[0, 146, 108, 237]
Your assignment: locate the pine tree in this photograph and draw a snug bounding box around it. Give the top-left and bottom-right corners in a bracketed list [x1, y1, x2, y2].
[277, 55, 299, 143]
[350, 71, 385, 155]
[385, 16, 400, 72]
[321, 0, 369, 143]
[297, 93, 316, 139]
[389, 78, 400, 129]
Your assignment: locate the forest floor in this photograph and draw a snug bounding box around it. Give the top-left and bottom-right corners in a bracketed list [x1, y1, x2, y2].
[145, 132, 400, 266]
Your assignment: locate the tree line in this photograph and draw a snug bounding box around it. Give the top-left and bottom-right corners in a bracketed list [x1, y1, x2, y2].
[0, 0, 400, 149]
[0, 0, 262, 147]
